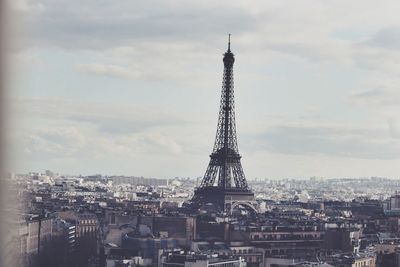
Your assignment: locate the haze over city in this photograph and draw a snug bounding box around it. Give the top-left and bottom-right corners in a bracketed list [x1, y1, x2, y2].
[8, 0, 400, 178]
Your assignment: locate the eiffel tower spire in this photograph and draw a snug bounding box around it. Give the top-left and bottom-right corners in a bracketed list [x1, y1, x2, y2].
[228, 33, 231, 52]
[199, 35, 248, 190]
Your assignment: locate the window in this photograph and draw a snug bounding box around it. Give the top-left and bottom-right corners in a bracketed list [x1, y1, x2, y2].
[110, 213, 116, 224]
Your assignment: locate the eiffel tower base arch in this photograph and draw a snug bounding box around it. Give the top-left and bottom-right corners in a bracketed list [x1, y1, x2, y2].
[191, 186, 258, 214]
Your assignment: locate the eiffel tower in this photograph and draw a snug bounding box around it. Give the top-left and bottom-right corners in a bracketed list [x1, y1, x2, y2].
[191, 35, 257, 213]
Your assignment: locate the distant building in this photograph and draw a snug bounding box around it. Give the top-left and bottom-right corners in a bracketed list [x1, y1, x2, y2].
[109, 176, 168, 186]
[45, 170, 54, 177]
[76, 213, 98, 238]
[324, 228, 361, 253]
[326, 252, 376, 267]
[230, 245, 264, 267]
[58, 211, 99, 266]
[105, 212, 196, 246]
[160, 250, 246, 267]
[52, 219, 77, 266]
[17, 215, 54, 267]
[122, 233, 179, 266]
[264, 257, 333, 267]
[247, 226, 324, 256]
[390, 194, 400, 211]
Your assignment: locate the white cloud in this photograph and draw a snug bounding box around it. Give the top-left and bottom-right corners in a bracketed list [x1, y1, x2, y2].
[349, 87, 400, 106]
[13, 126, 86, 158]
[76, 63, 142, 80]
[11, 97, 188, 132]
[10, 0, 45, 13]
[245, 123, 400, 160]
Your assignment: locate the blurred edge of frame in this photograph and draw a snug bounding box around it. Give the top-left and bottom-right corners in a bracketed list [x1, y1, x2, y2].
[0, 1, 18, 266]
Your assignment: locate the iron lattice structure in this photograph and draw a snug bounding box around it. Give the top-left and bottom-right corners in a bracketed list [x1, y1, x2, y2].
[199, 36, 249, 190]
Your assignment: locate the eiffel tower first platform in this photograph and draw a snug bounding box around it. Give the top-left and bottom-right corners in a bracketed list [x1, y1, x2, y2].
[189, 36, 257, 214]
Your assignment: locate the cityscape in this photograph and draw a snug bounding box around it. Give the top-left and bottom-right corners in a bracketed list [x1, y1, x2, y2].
[8, 39, 400, 267]
[3, 1, 400, 267]
[9, 170, 400, 267]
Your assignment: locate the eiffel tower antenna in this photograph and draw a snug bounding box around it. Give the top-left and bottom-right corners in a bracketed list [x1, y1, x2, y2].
[228, 34, 231, 52]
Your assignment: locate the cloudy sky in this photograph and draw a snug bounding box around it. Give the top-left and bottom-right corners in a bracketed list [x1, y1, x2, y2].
[6, 0, 400, 179]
